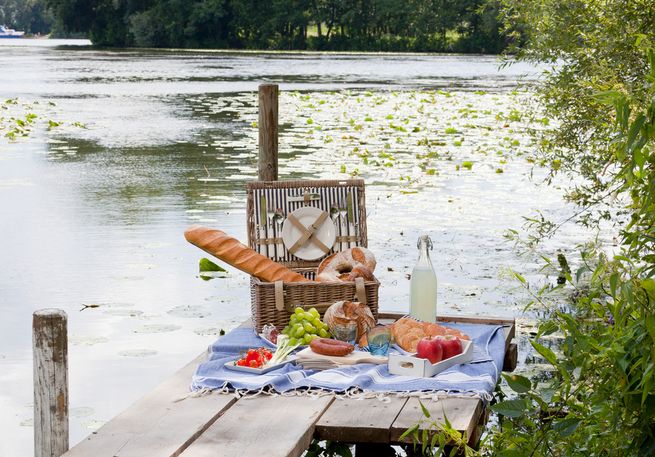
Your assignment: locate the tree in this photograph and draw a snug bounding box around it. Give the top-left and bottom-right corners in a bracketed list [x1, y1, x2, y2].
[485, 1, 655, 454]
[0, 0, 54, 34]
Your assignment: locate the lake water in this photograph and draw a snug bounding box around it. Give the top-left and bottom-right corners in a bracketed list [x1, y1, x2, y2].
[0, 39, 592, 456]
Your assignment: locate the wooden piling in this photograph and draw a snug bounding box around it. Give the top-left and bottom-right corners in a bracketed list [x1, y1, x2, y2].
[33, 309, 69, 457]
[258, 83, 279, 181]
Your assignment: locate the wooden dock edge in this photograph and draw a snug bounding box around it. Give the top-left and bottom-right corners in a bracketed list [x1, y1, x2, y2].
[62, 350, 235, 457]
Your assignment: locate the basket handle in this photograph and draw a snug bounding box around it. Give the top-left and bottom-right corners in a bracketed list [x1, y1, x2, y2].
[274, 280, 285, 311]
[355, 277, 367, 304]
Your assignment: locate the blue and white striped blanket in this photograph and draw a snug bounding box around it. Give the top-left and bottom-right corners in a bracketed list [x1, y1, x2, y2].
[191, 322, 506, 398]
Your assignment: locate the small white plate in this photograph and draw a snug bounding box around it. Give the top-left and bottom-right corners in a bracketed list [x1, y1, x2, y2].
[224, 356, 296, 374]
[281, 206, 336, 260]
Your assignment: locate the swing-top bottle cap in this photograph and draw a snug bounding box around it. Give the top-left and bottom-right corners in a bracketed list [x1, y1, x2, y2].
[417, 234, 433, 250]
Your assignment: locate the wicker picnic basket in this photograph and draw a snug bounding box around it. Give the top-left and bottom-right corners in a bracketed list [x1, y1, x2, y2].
[246, 179, 380, 332]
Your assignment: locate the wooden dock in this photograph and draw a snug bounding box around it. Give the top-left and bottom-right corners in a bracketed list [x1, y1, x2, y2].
[59, 313, 516, 457]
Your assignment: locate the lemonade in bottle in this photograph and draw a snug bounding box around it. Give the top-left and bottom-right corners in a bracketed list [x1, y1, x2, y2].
[410, 235, 437, 322]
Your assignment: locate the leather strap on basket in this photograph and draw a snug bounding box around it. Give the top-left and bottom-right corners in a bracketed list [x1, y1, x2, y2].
[286, 211, 330, 254]
[354, 277, 367, 304]
[274, 280, 285, 311]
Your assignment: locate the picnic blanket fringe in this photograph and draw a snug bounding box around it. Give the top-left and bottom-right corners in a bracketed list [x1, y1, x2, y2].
[182, 383, 492, 403]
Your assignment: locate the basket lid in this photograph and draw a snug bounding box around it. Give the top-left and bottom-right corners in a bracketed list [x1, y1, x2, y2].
[246, 179, 368, 269]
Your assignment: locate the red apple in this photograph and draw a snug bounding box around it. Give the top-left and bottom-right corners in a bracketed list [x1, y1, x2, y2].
[438, 335, 463, 359]
[416, 336, 443, 364]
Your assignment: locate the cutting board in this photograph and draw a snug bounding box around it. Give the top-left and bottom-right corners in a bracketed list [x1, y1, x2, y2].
[296, 347, 387, 365]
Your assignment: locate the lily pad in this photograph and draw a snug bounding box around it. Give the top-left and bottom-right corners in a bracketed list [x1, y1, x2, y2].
[199, 257, 228, 280]
[118, 349, 158, 357]
[70, 406, 95, 418]
[104, 309, 144, 317]
[167, 305, 210, 318]
[133, 324, 182, 334]
[69, 336, 109, 346]
[82, 419, 105, 431]
[193, 327, 222, 336]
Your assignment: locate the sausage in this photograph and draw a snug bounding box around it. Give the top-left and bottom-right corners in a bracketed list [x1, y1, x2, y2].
[309, 338, 355, 357]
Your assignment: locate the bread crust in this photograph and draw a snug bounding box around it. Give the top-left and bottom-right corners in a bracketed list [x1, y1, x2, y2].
[316, 247, 377, 282]
[184, 225, 308, 283]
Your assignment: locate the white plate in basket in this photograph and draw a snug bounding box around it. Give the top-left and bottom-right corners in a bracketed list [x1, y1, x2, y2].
[281, 206, 336, 261]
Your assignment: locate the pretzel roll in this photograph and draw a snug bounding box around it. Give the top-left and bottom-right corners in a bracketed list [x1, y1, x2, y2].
[316, 247, 377, 283]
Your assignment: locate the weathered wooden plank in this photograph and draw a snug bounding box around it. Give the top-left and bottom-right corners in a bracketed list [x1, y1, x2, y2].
[389, 397, 483, 445]
[63, 352, 236, 457]
[468, 403, 491, 449]
[258, 83, 278, 181]
[33, 309, 69, 457]
[181, 395, 334, 457]
[503, 342, 518, 372]
[314, 397, 408, 443]
[377, 312, 515, 327]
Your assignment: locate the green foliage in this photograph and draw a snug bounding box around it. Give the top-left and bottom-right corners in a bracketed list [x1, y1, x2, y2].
[45, 0, 507, 52]
[487, 247, 655, 455]
[400, 401, 479, 456]
[305, 439, 352, 457]
[198, 257, 227, 281]
[486, 1, 655, 454]
[0, 0, 53, 35]
[499, 0, 655, 229]
[0, 97, 86, 141]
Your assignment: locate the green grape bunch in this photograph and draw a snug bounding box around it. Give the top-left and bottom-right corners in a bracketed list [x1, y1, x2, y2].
[280, 307, 331, 346]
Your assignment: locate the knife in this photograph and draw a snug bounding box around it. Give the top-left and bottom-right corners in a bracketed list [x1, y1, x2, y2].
[346, 191, 354, 247]
[259, 195, 269, 256]
[288, 193, 321, 203]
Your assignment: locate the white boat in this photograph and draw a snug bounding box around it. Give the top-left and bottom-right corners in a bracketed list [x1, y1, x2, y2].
[0, 25, 25, 38]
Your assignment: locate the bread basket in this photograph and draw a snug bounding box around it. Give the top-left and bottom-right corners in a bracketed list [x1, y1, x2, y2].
[246, 179, 380, 332]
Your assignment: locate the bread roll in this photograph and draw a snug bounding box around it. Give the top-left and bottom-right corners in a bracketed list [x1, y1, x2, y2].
[184, 225, 308, 283]
[316, 247, 377, 282]
[324, 300, 376, 342]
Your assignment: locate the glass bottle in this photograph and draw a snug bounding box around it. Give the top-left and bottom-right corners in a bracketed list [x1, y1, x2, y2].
[409, 235, 437, 322]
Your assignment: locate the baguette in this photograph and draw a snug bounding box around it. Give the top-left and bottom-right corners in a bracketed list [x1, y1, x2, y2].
[184, 225, 309, 283]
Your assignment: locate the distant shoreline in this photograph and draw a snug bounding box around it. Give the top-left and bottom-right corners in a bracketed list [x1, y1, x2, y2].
[0, 38, 507, 57]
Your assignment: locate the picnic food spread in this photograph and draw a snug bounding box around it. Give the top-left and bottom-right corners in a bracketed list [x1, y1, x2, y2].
[356, 316, 470, 352]
[183, 180, 495, 388]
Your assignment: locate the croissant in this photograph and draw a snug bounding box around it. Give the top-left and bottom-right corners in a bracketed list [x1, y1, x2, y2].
[184, 225, 308, 283]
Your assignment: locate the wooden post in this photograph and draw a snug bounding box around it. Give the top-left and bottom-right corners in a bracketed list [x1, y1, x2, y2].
[258, 83, 278, 181]
[33, 309, 69, 457]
